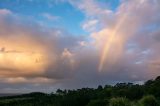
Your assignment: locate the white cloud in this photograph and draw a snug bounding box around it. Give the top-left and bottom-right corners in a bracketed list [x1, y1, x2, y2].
[42, 13, 59, 21]
[69, 0, 160, 76]
[82, 19, 99, 32]
[0, 9, 12, 15]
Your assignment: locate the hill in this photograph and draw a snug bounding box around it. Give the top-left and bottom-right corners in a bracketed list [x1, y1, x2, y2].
[0, 76, 160, 106]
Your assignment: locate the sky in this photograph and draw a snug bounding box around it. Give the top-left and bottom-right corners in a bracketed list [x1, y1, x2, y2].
[0, 0, 160, 93]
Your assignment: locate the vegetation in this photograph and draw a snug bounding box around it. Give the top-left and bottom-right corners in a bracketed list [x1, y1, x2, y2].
[139, 95, 159, 106]
[0, 76, 160, 106]
[109, 97, 130, 106]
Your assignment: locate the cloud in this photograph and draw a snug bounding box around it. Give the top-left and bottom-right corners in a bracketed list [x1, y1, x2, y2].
[0, 9, 79, 82]
[64, 0, 160, 85]
[0, 13, 52, 75]
[0, 0, 160, 93]
[0, 29, 49, 79]
[69, 0, 112, 17]
[82, 19, 99, 32]
[0, 9, 12, 15]
[42, 13, 60, 21]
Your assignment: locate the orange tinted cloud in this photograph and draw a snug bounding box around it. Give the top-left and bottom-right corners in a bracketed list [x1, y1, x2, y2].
[0, 35, 50, 77]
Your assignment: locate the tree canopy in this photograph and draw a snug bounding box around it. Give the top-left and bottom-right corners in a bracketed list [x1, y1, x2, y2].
[0, 76, 160, 106]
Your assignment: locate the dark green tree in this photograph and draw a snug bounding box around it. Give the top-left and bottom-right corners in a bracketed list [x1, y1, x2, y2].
[139, 95, 159, 106]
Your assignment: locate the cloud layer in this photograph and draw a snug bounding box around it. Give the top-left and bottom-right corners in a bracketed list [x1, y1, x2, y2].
[0, 0, 160, 93]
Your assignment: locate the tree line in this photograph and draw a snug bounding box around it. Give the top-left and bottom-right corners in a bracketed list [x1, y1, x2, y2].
[0, 76, 160, 106]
